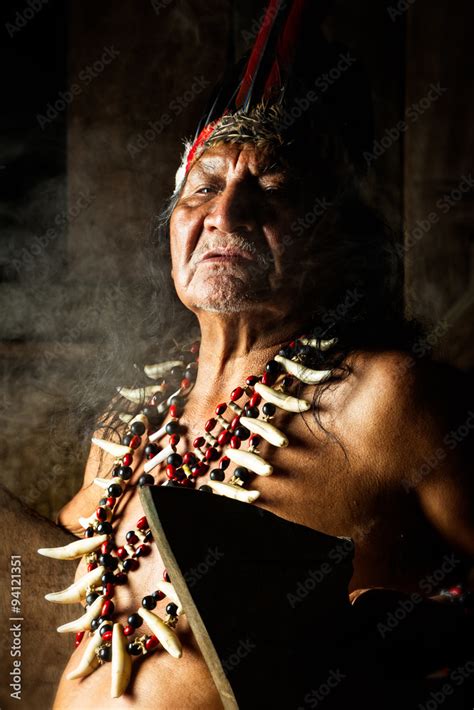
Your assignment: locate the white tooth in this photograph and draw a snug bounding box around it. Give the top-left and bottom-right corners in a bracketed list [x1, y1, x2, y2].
[57, 595, 104, 633]
[144, 443, 173, 473]
[144, 360, 184, 379]
[111, 623, 132, 698]
[155, 581, 184, 615]
[38, 534, 108, 560]
[46, 566, 105, 604]
[300, 337, 338, 351]
[207, 480, 260, 503]
[137, 608, 182, 658]
[274, 355, 332, 385]
[148, 423, 167, 443]
[93, 476, 123, 490]
[79, 512, 98, 530]
[254, 382, 311, 413]
[239, 416, 288, 448]
[119, 413, 133, 423]
[66, 630, 103, 680]
[117, 385, 165, 404]
[91, 438, 132, 458]
[225, 448, 273, 476]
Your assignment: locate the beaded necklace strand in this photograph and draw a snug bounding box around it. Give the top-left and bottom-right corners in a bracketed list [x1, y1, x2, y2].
[38, 334, 337, 698]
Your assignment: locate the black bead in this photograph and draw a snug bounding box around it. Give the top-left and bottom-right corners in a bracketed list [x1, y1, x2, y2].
[90, 618, 101, 631]
[169, 367, 183, 380]
[127, 613, 143, 629]
[115, 572, 127, 585]
[85, 527, 95, 538]
[97, 522, 113, 535]
[131, 421, 146, 436]
[99, 554, 118, 571]
[86, 592, 99, 606]
[141, 595, 157, 610]
[117, 466, 132, 481]
[122, 558, 137, 573]
[135, 544, 149, 558]
[166, 602, 178, 616]
[234, 467, 250, 483]
[138, 474, 155, 487]
[122, 433, 133, 446]
[101, 571, 115, 585]
[145, 443, 159, 457]
[243, 406, 259, 419]
[234, 425, 250, 441]
[127, 643, 143, 656]
[165, 420, 180, 435]
[107, 483, 123, 498]
[262, 402, 276, 417]
[98, 646, 112, 662]
[97, 615, 110, 626]
[185, 367, 197, 382]
[167, 452, 183, 468]
[210, 468, 225, 482]
[266, 359, 282, 375]
[142, 406, 160, 425]
[199, 485, 213, 493]
[144, 530, 153, 542]
[100, 624, 113, 637]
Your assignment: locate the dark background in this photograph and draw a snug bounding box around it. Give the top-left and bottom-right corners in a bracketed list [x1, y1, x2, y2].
[0, 0, 472, 519]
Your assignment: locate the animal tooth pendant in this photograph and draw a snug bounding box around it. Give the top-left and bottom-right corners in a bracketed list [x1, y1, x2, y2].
[155, 581, 184, 615]
[66, 630, 103, 680]
[274, 354, 332, 385]
[144, 443, 174, 473]
[119, 412, 133, 423]
[225, 448, 273, 476]
[57, 595, 104, 633]
[138, 608, 182, 658]
[45, 566, 105, 604]
[91, 438, 132, 459]
[254, 382, 311, 413]
[239, 416, 288, 448]
[38, 534, 108, 560]
[207, 480, 261, 503]
[111, 623, 132, 698]
[117, 384, 165, 404]
[144, 360, 184, 379]
[300, 336, 338, 351]
[93, 476, 123, 490]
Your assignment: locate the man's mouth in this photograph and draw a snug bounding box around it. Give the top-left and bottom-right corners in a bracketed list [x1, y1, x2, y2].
[198, 249, 254, 263]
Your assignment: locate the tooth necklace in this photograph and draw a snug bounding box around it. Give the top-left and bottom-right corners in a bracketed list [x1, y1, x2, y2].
[38, 334, 337, 698]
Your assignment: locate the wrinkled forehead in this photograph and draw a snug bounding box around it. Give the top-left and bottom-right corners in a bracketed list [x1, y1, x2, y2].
[186, 141, 294, 183]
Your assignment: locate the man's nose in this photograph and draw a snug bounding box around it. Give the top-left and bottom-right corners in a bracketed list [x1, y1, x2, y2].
[203, 182, 258, 235]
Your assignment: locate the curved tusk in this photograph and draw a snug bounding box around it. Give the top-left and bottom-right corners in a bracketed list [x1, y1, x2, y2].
[274, 355, 332, 385]
[144, 443, 174, 473]
[91, 438, 132, 459]
[225, 448, 273, 476]
[254, 382, 311, 413]
[66, 630, 103, 680]
[300, 337, 338, 351]
[46, 566, 105, 604]
[93, 476, 123, 490]
[57, 594, 104, 633]
[111, 623, 132, 698]
[38, 534, 108, 561]
[119, 412, 133, 424]
[144, 360, 184, 380]
[207, 480, 260, 503]
[239, 416, 288, 448]
[155, 581, 184, 615]
[137, 608, 182, 659]
[117, 384, 165, 404]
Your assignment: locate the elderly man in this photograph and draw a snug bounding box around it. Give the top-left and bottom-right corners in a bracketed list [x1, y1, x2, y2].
[7, 1, 474, 709]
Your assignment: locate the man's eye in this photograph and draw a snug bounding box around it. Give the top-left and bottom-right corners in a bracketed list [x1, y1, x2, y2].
[195, 186, 216, 195]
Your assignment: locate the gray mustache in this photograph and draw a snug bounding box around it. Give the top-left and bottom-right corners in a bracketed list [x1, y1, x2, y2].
[190, 235, 269, 267]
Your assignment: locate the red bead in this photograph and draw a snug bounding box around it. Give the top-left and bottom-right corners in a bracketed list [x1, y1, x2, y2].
[205, 447, 219, 461]
[123, 625, 134, 636]
[87, 562, 97, 572]
[126, 558, 139, 571]
[122, 453, 133, 467]
[136, 516, 148, 531]
[246, 375, 259, 386]
[106, 496, 116, 508]
[163, 569, 170, 582]
[215, 402, 227, 416]
[75, 631, 85, 644]
[115, 572, 127, 585]
[169, 433, 180, 447]
[116, 546, 128, 560]
[96, 507, 107, 522]
[261, 371, 275, 386]
[205, 418, 217, 433]
[153, 589, 165, 601]
[179, 477, 191, 486]
[230, 416, 240, 431]
[193, 436, 205, 449]
[230, 436, 241, 449]
[217, 430, 231, 446]
[136, 544, 150, 557]
[103, 583, 114, 599]
[289, 340, 296, 348]
[183, 452, 197, 466]
[102, 600, 114, 617]
[170, 404, 182, 418]
[129, 434, 141, 449]
[166, 464, 176, 480]
[230, 386, 244, 401]
[180, 378, 191, 389]
[219, 456, 230, 470]
[196, 462, 209, 476]
[102, 631, 113, 642]
[101, 541, 114, 555]
[127, 532, 139, 545]
[448, 585, 463, 597]
[249, 434, 262, 448]
[145, 635, 160, 651]
[249, 393, 261, 407]
[190, 341, 200, 354]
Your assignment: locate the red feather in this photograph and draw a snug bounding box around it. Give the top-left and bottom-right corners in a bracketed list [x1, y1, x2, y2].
[263, 0, 307, 99]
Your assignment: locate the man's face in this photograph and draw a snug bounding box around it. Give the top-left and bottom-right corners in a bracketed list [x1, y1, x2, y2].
[169, 142, 309, 315]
